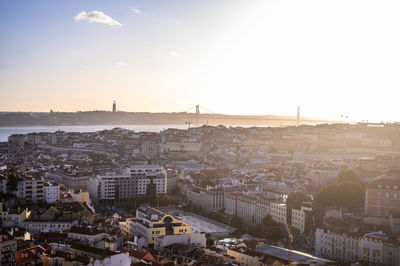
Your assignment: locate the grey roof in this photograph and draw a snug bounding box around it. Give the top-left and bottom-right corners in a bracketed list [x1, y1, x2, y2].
[256, 245, 336, 265]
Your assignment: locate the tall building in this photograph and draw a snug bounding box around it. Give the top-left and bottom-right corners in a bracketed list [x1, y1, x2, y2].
[365, 169, 400, 217]
[87, 165, 167, 203]
[15, 176, 44, 204]
[112, 100, 116, 112]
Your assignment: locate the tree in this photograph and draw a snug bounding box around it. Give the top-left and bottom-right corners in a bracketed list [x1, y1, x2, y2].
[231, 215, 243, 230]
[261, 215, 284, 242]
[337, 169, 360, 183]
[262, 215, 275, 228]
[315, 180, 364, 209]
[200, 178, 215, 188]
[6, 169, 19, 193]
[336, 181, 364, 209]
[206, 236, 215, 248]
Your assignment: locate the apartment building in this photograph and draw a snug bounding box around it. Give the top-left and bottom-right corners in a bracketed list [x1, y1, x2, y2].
[16, 176, 44, 204]
[270, 203, 287, 225]
[307, 168, 339, 189]
[67, 226, 110, 248]
[128, 205, 191, 248]
[224, 192, 271, 225]
[87, 165, 167, 202]
[22, 220, 72, 233]
[236, 194, 258, 225]
[315, 229, 400, 266]
[44, 183, 60, 203]
[254, 196, 271, 225]
[315, 228, 361, 262]
[365, 169, 400, 217]
[291, 205, 313, 235]
[186, 188, 225, 212]
[0, 231, 17, 266]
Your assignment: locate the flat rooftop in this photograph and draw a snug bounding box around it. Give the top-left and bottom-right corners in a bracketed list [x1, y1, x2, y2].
[181, 214, 234, 236]
[256, 245, 336, 265]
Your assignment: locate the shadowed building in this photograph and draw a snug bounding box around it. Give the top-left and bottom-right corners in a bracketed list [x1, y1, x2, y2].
[365, 169, 400, 217]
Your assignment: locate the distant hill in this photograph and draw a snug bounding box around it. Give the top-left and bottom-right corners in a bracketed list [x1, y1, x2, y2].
[0, 111, 333, 127]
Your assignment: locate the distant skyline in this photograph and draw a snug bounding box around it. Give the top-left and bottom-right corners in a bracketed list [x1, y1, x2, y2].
[1, 0, 400, 122]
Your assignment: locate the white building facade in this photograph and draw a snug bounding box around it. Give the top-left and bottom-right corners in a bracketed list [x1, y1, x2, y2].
[87, 165, 167, 202]
[44, 184, 60, 203]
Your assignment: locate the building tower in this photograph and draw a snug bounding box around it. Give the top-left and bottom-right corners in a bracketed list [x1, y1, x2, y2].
[112, 101, 116, 113]
[195, 105, 200, 126]
[297, 106, 300, 126]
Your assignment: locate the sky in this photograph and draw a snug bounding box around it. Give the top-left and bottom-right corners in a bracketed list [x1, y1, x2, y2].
[1, 0, 400, 122]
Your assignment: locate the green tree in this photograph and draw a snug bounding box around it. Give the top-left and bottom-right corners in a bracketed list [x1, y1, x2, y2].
[206, 236, 215, 248]
[262, 215, 274, 227]
[231, 215, 243, 230]
[337, 169, 360, 183]
[337, 181, 364, 209]
[315, 181, 364, 209]
[6, 170, 19, 193]
[261, 215, 284, 242]
[315, 183, 339, 206]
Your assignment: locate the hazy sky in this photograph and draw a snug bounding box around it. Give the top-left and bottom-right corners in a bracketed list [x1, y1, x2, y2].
[1, 0, 400, 122]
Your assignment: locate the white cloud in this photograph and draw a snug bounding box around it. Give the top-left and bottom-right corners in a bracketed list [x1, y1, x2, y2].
[74, 11, 122, 26]
[116, 61, 128, 67]
[169, 51, 181, 57]
[131, 8, 142, 14]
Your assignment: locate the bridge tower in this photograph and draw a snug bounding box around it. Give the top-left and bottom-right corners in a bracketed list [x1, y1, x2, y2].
[297, 106, 300, 126]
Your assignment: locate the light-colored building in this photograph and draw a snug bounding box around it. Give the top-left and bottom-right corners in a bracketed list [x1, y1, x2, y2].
[70, 190, 91, 204]
[307, 168, 339, 189]
[315, 229, 400, 266]
[226, 247, 264, 266]
[22, 220, 72, 233]
[291, 205, 312, 235]
[67, 226, 110, 248]
[128, 205, 191, 248]
[187, 188, 225, 212]
[44, 183, 60, 203]
[87, 165, 167, 202]
[16, 176, 44, 204]
[236, 194, 258, 225]
[315, 228, 361, 262]
[155, 232, 206, 250]
[224, 192, 271, 225]
[7, 208, 31, 227]
[270, 203, 287, 225]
